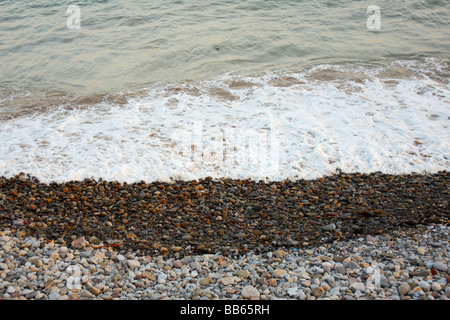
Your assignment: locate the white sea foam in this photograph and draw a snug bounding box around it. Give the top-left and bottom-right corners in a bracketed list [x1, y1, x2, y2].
[1, 62, 449, 183]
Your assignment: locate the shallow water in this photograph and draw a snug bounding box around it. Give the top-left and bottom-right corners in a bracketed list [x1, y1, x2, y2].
[1, 0, 449, 96]
[0, 0, 449, 182]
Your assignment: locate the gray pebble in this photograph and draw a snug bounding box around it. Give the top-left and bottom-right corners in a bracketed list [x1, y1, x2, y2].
[0, 224, 448, 300]
[432, 262, 447, 272]
[322, 224, 336, 231]
[335, 263, 346, 275]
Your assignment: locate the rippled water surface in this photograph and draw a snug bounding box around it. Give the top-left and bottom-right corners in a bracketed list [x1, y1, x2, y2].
[1, 0, 449, 96]
[0, 0, 449, 183]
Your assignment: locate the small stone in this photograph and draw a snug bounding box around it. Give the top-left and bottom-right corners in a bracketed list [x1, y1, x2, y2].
[322, 224, 336, 231]
[173, 260, 182, 269]
[359, 262, 370, 268]
[335, 263, 346, 274]
[235, 270, 250, 279]
[7, 286, 16, 294]
[71, 237, 87, 249]
[410, 270, 431, 277]
[114, 254, 125, 262]
[218, 277, 235, 286]
[0, 263, 8, 270]
[170, 246, 183, 252]
[225, 287, 237, 294]
[366, 235, 377, 244]
[318, 255, 333, 262]
[110, 272, 120, 282]
[349, 282, 365, 291]
[380, 252, 396, 259]
[408, 282, 418, 290]
[311, 266, 324, 274]
[274, 249, 286, 258]
[398, 282, 410, 296]
[95, 252, 106, 260]
[48, 291, 60, 300]
[347, 261, 360, 270]
[431, 282, 442, 292]
[419, 281, 431, 292]
[158, 273, 167, 284]
[312, 287, 324, 297]
[322, 262, 332, 273]
[343, 257, 352, 264]
[417, 247, 426, 255]
[199, 277, 212, 286]
[298, 290, 306, 300]
[127, 260, 140, 269]
[431, 292, 440, 299]
[35, 292, 45, 299]
[49, 251, 59, 260]
[412, 286, 423, 294]
[28, 257, 42, 267]
[273, 269, 287, 278]
[321, 283, 331, 291]
[380, 275, 390, 288]
[432, 262, 447, 272]
[287, 287, 298, 298]
[160, 246, 169, 254]
[86, 283, 101, 296]
[11, 292, 22, 299]
[141, 271, 156, 281]
[300, 280, 311, 287]
[241, 285, 260, 300]
[182, 234, 193, 241]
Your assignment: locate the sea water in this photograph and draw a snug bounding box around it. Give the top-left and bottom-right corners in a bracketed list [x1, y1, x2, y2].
[0, 0, 449, 183]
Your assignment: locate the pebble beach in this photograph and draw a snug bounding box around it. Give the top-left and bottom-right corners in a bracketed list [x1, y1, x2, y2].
[1, 0, 449, 308]
[0, 171, 448, 300]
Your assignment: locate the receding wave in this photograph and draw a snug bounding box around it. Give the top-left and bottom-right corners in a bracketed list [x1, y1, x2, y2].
[1, 59, 448, 183]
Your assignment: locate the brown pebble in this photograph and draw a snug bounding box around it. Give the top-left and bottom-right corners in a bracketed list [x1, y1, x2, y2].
[71, 237, 87, 249]
[86, 283, 101, 296]
[142, 271, 157, 281]
[170, 246, 182, 252]
[0, 172, 448, 259]
[312, 287, 324, 297]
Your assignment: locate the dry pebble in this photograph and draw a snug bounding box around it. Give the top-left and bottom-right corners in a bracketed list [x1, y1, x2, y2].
[0, 223, 449, 300]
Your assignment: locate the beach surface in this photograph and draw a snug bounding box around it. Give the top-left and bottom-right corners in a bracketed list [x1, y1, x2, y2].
[0, 172, 448, 300]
